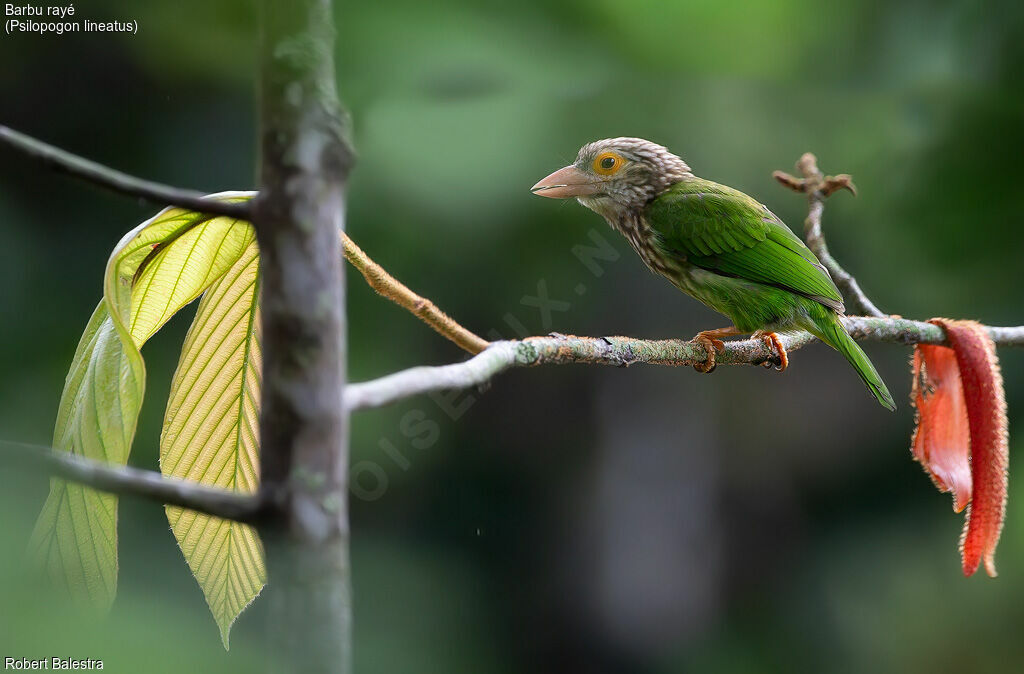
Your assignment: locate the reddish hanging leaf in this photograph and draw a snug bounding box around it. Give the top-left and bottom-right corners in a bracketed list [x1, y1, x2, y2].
[925, 319, 1009, 577]
[911, 344, 972, 513]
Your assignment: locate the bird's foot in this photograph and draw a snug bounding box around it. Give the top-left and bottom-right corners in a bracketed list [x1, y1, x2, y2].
[754, 331, 788, 371]
[692, 333, 726, 373]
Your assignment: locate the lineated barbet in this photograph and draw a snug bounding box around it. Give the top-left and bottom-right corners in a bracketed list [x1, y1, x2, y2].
[531, 137, 895, 410]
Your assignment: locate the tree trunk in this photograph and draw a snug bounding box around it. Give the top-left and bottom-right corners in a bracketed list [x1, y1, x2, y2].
[255, 0, 354, 672]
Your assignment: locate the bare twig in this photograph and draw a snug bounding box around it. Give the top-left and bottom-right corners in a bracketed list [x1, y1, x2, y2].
[0, 439, 266, 522]
[0, 126, 252, 220]
[345, 316, 1024, 411]
[774, 152, 885, 317]
[342, 233, 490, 353]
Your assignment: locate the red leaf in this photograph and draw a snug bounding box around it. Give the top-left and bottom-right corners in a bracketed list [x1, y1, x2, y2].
[910, 344, 972, 513]
[929, 319, 1009, 578]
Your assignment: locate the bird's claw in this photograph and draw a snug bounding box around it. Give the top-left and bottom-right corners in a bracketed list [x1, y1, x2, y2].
[692, 334, 725, 373]
[755, 331, 788, 371]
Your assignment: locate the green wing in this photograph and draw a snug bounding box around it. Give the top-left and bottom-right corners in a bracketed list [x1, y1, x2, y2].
[645, 179, 845, 313]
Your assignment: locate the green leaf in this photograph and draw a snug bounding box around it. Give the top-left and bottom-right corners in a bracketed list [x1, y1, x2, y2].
[160, 238, 265, 649]
[29, 194, 255, 609]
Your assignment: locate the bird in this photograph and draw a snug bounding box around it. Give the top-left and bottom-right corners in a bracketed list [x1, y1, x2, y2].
[530, 137, 895, 410]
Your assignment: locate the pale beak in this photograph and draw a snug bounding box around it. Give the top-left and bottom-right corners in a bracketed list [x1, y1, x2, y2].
[530, 165, 601, 199]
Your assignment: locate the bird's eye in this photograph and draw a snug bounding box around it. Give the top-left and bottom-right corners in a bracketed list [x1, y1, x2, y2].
[593, 152, 623, 175]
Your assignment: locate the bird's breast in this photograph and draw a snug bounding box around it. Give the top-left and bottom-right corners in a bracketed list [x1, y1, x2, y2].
[611, 212, 679, 277]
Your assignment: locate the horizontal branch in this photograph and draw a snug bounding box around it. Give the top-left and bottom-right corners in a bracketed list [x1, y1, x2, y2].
[345, 316, 1024, 411]
[0, 439, 267, 523]
[0, 125, 252, 220]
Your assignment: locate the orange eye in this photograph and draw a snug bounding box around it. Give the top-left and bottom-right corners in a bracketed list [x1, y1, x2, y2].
[593, 152, 623, 175]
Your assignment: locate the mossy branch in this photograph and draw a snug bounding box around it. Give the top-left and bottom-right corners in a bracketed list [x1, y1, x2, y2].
[345, 317, 1024, 411]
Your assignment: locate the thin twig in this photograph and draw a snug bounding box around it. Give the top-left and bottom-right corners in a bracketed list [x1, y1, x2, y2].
[774, 153, 886, 317]
[344, 317, 1024, 411]
[342, 232, 490, 353]
[0, 439, 267, 522]
[0, 126, 252, 220]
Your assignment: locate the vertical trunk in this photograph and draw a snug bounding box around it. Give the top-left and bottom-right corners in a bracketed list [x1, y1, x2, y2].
[255, 1, 354, 672]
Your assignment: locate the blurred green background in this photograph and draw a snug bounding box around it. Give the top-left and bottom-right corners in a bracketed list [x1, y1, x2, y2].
[2, 0, 1024, 672]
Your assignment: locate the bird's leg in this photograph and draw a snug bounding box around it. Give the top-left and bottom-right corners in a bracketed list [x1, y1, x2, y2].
[753, 330, 788, 372]
[691, 326, 744, 373]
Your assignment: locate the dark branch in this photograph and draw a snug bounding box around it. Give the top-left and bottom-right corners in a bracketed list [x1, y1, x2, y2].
[0, 125, 252, 220]
[345, 317, 1024, 411]
[0, 439, 267, 523]
[774, 152, 885, 317]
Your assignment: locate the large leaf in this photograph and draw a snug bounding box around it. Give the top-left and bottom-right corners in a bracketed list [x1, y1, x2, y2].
[161, 238, 265, 648]
[29, 193, 254, 609]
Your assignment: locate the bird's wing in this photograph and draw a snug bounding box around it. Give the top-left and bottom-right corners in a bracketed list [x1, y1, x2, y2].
[645, 179, 845, 312]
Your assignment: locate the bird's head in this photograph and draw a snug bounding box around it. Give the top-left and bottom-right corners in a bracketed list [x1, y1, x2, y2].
[531, 137, 692, 217]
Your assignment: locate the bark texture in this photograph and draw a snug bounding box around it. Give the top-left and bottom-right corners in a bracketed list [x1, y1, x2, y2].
[255, 1, 355, 672]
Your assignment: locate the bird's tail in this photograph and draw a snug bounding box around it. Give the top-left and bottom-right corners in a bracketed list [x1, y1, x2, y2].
[807, 307, 896, 411]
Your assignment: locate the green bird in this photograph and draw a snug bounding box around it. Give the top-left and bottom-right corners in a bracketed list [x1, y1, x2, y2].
[531, 137, 895, 410]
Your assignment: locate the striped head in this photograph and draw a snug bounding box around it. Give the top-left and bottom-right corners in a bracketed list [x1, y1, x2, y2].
[531, 137, 692, 217]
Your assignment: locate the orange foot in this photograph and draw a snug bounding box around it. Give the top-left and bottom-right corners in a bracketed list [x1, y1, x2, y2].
[754, 330, 788, 371]
[691, 326, 742, 373]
